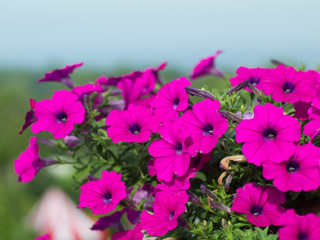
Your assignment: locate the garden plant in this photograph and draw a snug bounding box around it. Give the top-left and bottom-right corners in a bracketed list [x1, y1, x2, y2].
[15, 51, 320, 239]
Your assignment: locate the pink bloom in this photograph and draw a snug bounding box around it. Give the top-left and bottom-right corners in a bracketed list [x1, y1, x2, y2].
[37, 62, 83, 89]
[34, 234, 50, 240]
[94, 75, 107, 87]
[151, 77, 191, 121]
[14, 137, 57, 183]
[19, 98, 37, 134]
[190, 50, 224, 80]
[308, 104, 320, 120]
[112, 224, 143, 240]
[189, 152, 212, 171]
[229, 67, 270, 91]
[106, 104, 159, 143]
[140, 191, 188, 236]
[72, 83, 103, 101]
[180, 98, 228, 154]
[303, 120, 320, 141]
[262, 143, 320, 192]
[278, 209, 320, 240]
[293, 101, 311, 121]
[78, 170, 126, 215]
[261, 65, 316, 103]
[148, 120, 194, 182]
[117, 69, 156, 110]
[231, 183, 286, 227]
[155, 169, 196, 193]
[91, 211, 125, 231]
[235, 103, 301, 166]
[31, 90, 85, 139]
[103, 63, 166, 86]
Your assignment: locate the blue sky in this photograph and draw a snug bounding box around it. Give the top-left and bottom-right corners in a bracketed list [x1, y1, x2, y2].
[1, 0, 319, 72]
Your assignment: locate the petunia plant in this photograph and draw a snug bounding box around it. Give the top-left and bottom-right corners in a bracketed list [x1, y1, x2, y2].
[15, 54, 320, 240]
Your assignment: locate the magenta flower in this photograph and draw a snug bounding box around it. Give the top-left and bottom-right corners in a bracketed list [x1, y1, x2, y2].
[155, 169, 196, 193]
[303, 120, 320, 141]
[78, 170, 126, 215]
[103, 63, 166, 87]
[150, 77, 191, 121]
[31, 90, 85, 139]
[19, 98, 37, 134]
[37, 62, 83, 89]
[190, 50, 224, 80]
[229, 67, 270, 91]
[189, 152, 212, 171]
[106, 104, 159, 143]
[117, 69, 156, 110]
[293, 101, 311, 121]
[261, 65, 316, 103]
[262, 143, 320, 192]
[72, 83, 103, 101]
[148, 120, 194, 182]
[278, 209, 320, 240]
[180, 98, 228, 154]
[231, 183, 286, 227]
[91, 211, 125, 231]
[235, 103, 301, 166]
[140, 191, 188, 236]
[14, 137, 57, 183]
[112, 224, 143, 240]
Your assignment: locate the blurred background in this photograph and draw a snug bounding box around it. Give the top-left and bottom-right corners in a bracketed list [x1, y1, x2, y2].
[1, 0, 319, 239]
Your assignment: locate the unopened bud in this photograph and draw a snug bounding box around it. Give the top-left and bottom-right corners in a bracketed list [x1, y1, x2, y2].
[227, 80, 249, 95]
[247, 83, 262, 97]
[186, 190, 203, 206]
[200, 184, 217, 200]
[209, 201, 233, 215]
[185, 87, 217, 101]
[219, 110, 243, 123]
[271, 59, 288, 67]
[224, 173, 234, 192]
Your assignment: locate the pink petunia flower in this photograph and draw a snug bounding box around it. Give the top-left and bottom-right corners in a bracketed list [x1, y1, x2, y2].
[262, 143, 320, 192]
[37, 62, 83, 89]
[155, 169, 196, 193]
[14, 137, 57, 183]
[91, 211, 125, 231]
[140, 191, 188, 236]
[72, 83, 104, 101]
[112, 224, 143, 240]
[148, 120, 194, 182]
[293, 101, 311, 121]
[231, 182, 286, 227]
[117, 69, 156, 110]
[229, 67, 270, 91]
[31, 90, 85, 139]
[235, 103, 301, 166]
[189, 152, 212, 171]
[19, 98, 37, 134]
[101, 62, 166, 87]
[190, 50, 224, 80]
[150, 77, 191, 121]
[278, 209, 320, 240]
[106, 104, 159, 143]
[78, 170, 127, 215]
[180, 98, 228, 154]
[303, 120, 320, 141]
[261, 65, 316, 103]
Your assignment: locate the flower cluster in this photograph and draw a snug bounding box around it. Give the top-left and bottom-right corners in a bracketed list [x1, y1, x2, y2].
[15, 58, 320, 239]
